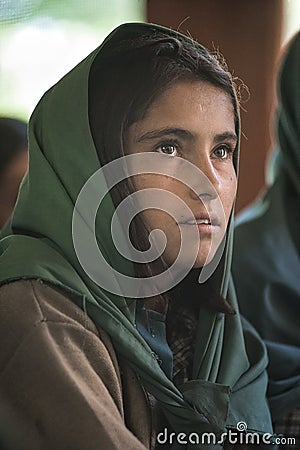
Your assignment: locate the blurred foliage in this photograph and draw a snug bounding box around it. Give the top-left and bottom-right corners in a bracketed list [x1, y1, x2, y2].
[0, 0, 145, 119]
[0, 0, 144, 25]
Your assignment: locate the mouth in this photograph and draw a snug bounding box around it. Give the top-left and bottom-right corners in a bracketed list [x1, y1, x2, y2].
[178, 213, 221, 233]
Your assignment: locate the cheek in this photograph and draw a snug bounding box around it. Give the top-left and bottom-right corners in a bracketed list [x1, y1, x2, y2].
[131, 174, 168, 191]
[130, 174, 177, 227]
[230, 173, 238, 195]
[131, 174, 148, 191]
[141, 209, 173, 228]
[131, 174, 180, 199]
[224, 173, 237, 214]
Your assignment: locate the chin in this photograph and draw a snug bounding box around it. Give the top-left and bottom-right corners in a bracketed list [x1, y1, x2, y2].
[192, 252, 216, 268]
[192, 259, 209, 269]
[162, 250, 216, 271]
[161, 237, 222, 270]
[185, 237, 218, 267]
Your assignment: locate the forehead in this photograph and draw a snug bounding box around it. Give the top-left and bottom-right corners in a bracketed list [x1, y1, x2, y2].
[134, 80, 235, 136]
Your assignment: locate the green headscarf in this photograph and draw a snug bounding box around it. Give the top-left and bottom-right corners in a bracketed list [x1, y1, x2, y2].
[233, 32, 300, 422]
[0, 23, 272, 449]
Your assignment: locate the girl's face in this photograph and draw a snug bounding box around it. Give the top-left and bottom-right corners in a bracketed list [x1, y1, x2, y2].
[125, 80, 237, 268]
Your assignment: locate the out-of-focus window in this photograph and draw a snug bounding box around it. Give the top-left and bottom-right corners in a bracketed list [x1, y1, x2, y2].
[283, 0, 300, 43]
[0, 0, 145, 119]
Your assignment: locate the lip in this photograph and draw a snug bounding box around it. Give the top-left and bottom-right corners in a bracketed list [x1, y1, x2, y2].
[178, 212, 220, 227]
[178, 222, 219, 236]
[177, 212, 221, 236]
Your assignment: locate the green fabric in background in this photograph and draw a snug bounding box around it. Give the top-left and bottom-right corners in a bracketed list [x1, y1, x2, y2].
[233, 32, 300, 422]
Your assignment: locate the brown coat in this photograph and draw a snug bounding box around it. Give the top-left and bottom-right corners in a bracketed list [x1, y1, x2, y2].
[0, 280, 162, 450]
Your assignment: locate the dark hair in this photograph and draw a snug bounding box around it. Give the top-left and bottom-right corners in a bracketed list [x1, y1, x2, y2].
[88, 30, 238, 312]
[0, 118, 27, 174]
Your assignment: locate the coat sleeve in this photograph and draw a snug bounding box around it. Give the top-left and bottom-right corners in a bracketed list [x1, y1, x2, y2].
[0, 280, 148, 450]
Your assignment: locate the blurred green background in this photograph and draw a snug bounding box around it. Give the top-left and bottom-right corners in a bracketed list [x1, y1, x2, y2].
[0, 0, 145, 120]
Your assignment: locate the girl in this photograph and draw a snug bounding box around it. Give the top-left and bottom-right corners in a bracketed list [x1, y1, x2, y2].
[0, 22, 273, 449]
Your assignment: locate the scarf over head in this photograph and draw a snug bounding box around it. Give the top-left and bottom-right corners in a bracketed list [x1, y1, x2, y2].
[0, 22, 273, 449]
[233, 32, 300, 422]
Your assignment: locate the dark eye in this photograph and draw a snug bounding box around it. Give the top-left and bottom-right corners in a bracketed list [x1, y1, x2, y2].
[156, 143, 178, 156]
[213, 145, 232, 160]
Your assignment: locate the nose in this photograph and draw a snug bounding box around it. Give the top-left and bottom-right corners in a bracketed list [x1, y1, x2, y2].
[189, 155, 220, 202]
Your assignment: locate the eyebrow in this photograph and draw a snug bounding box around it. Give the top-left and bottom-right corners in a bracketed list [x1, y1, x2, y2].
[137, 127, 193, 142]
[136, 127, 238, 145]
[213, 132, 238, 144]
